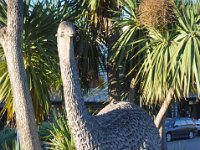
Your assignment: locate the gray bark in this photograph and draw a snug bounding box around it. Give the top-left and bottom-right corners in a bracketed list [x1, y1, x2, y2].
[154, 88, 174, 128]
[0, 1, 41, 149]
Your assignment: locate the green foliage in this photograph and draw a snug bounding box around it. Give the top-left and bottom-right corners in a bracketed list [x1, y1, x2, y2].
[172, 1, 200, 97]
[0, 128, 18, 150]
[0, 0, 76, 123]
[137, 1, 200, 103]
[0, 110, 75, 150]
[138, 29, 178, 103]
[74, 21, 106, 90]
[111, 0, 200, 104]
[109, 0, 146, 100]
[2, 139, 20, 150]
[0, 0, 106, 124]
[80, 0, 121, 28]
[39, 109, 75, 150]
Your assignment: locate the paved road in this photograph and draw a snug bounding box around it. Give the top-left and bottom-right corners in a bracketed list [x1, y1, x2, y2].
[167, 136, 200, 150]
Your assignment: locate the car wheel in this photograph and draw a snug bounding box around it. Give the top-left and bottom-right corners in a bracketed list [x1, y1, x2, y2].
[189, 131, 194, 139]
[166, 133, 171, 142]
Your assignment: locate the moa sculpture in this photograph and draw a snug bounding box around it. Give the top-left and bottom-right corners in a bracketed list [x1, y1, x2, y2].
[57, 21, 161, 150]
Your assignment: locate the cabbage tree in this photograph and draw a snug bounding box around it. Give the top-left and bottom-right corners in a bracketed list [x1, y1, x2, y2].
[138, 1, 200, 127]
[112, 0, 200, 129]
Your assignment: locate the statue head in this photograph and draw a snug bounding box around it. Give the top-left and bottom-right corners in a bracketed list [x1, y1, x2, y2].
[57, 21, 75, 37]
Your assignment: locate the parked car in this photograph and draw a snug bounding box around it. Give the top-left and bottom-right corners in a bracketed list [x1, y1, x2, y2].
[165, 117, 198, 142]
[195, 119, 200, 134]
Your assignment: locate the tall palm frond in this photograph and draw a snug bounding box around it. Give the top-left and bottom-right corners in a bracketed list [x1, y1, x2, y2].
[81, 0, 121, 29]
[74, 21, 106, 90]
[110, 0, 146, 100]
[66, 0, 108, 91]
[172, 1, 200, 97]
[137, 29, 178, 104]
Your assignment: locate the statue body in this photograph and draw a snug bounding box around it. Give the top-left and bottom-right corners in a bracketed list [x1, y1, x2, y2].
[57, 21, 161, 150]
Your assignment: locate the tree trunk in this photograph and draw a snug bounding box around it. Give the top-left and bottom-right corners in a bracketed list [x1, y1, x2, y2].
[154, 88, 174, 128]
[0, 1, 41, 149]
[107, 62, 121, 101]
[128, 78, 137, 103]
[154, 88, 174, 150]
[159, 118, 167, 150]
[106, 20, 121, 102]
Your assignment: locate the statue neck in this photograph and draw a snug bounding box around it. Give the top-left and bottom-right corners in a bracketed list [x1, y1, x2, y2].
[58, 35, 97, 147]
[58, 35, 90, 120]
[57, 36, 74, 63]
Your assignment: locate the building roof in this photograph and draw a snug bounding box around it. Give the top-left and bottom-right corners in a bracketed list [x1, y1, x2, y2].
[84, 87, 109, 102]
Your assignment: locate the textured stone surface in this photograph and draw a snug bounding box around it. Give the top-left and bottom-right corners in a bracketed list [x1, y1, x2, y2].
[57, 21, 161, 150]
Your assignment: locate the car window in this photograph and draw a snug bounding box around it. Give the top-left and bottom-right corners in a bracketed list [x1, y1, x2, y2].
[174, 119, 189, 126]
[180, 120, 186, 125]
[196, 120, 200, 125]
[186, 119, 194, 125]
[174, 120, 183, 127]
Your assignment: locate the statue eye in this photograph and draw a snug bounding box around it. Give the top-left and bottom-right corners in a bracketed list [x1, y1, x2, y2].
[60, 32, 65, 37]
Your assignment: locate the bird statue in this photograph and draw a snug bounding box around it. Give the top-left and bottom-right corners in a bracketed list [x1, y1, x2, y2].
[57, 21, 161, 150]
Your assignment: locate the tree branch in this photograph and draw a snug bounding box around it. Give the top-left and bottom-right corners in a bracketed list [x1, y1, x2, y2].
[0, 25, 7, 45]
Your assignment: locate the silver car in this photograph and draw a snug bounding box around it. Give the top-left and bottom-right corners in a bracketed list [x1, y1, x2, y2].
[195, 119, 200, 134]
[165, 118, 198, 142]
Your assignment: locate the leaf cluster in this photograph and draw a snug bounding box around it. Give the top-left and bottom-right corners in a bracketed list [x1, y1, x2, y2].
[111, 0, 200, 104]
[39, 109, 75, 150]
[139, 0, 175, 29]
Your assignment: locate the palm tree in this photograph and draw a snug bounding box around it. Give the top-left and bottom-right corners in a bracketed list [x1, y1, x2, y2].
[0, 0, 87, 123]
[80, 0, 124, 101]
[0, 0, 41, 149]
[137, 0, 200, 128]
[73, 20, 106, 91]
[111, 0, 200, 127]
[110, 0, 144, 101]
[111, 1, 200, 149]
[138, 2, 200, 149]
